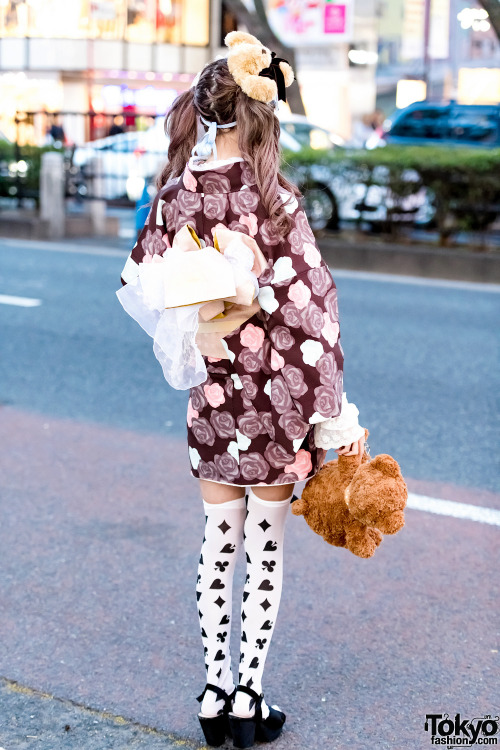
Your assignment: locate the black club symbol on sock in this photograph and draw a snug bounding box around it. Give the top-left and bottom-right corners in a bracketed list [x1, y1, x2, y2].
[217, 631, 227, 642]
[256, 638, 267, 650]
[262, 560, 276, 572]
[215, 561, 229, 572]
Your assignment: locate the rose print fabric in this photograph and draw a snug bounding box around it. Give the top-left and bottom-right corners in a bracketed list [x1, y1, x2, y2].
[120, 158, 344, 486]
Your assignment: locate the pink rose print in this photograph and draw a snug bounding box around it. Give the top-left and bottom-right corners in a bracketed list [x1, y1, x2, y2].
[240, 453, 270, 482]
[225, 378, 234, 398]
[191, 417, 216, 446]
[228, 220, 251, 234]
[287, 279, 311, 310]
[295, 211, 316, 244]
[210, 410, 236, 439]
[316, 351, 338, 385]
[325, 288, 339, 321]
[269, 325, 295, 351]
[239, 213, 258, 236]
[278, 410, 309, 441]
[275, 471, 300, 484]
[259, 261, 274, 285]
[260, 219, 282, 246]
[270, 375, 294, 415]
[204, 382, 226, 408]
[198, 460, 220, 480]
[177, 189, 202, 216]
[237, 410, 265, 440]
[214, 452, 240, 481]
[270, 348, 285, 371]
[237, 348, 263, 373]
[282, 364, 307, 399]
[289, 229, 304, 255]
[240, 323, 265, 353]
[204, 193, 228, 221]
[264, 442, 295, 470]
[313, 385, 341, 418]
[300, 301, 324, 337]
[141, 228, 165, 257]
[162, 198, 179, 231]
[303, 242, 322, 268]
[187, 397, 199, 427]
[198, 173, 231, 194]
[229, 191, 259, 214]
[308, 266, 333, 296]
[281, 302, 302, 328]
[190, 384, 207, 411]
[285, 449, 312, 481]
[241, 163, 257, 187]
[142, 250, 164, 264]
[322, 313, 340, 346]
[183, 168, 198, 192]
[259, 411, 275, 440]
[207, 357, 222, 363]
[240, 374, 259, 400]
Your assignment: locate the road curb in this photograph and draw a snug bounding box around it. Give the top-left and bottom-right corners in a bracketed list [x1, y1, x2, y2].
[318, 235, 500, 283]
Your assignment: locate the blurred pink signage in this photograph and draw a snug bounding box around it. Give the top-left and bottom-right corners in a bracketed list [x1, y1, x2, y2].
[266, 0, 353, 45]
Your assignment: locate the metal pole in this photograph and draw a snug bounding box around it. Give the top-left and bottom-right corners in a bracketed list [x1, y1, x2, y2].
[423, 0, 432, 97]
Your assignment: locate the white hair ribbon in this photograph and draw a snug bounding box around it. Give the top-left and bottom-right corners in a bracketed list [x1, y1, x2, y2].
[191, 115, 237, 162]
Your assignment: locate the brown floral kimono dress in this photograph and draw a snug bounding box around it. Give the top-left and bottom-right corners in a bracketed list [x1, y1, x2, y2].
[120, 156, 344, 486]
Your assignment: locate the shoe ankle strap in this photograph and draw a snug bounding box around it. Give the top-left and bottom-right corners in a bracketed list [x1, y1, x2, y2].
[197, 683, 230, 704]
[234, 684, 263, 713]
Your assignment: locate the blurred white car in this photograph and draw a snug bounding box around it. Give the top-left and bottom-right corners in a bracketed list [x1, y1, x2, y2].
[73, 118, 168, 201]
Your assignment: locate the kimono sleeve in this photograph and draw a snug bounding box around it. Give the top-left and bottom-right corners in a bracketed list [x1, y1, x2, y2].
[119, 189, 169, 286]
[258, 206, 344, 426]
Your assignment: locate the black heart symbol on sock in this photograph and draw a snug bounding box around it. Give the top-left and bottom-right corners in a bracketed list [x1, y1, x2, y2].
[258, 579, 274, 591]
[261, 620, 273, 630]
[243, 591, 249, 602]
[219, 614, 230, 625]
[220, 543, 236, 553]
[210, 578, 225, 589]
[249, 657, 259, 669]
[214, 649, 225, 661]
[263, 541, 277, 551]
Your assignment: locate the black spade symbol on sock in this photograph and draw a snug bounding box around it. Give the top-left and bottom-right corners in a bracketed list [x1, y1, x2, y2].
[258, 579, 274, 591]
[196, 591, 202, 600]
[219, 614, 230, 625]
[249, 657, 259, 669]
[243, 591, 249, 602]
[241, 631, 247, 642]
[220, 543, 236, 554]
[214, 649, 225, 661]
[263, 541, 277, 551]
[261, 620, 273, 630]
[210, 578, 225, 589]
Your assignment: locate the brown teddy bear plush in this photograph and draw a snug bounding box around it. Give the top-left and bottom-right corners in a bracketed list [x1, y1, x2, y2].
[292, 429, 408, 558]
[225, 31, 295, 104]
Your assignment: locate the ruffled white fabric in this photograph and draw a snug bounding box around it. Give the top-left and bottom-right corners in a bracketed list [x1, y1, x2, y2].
[314, 392, 365, 450]
[116, 276, 207, 390]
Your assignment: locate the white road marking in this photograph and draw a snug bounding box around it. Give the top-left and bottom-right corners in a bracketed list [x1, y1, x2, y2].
[0, 238, 126, 258]
[407, 492, 500, 526]
[330, 268, 500, 293]
[0, 294, 42, 307]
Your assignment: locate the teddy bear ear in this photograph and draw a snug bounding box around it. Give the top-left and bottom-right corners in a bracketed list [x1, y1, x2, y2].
[225, 31, 262, 49]
[279, 61, 295, 87]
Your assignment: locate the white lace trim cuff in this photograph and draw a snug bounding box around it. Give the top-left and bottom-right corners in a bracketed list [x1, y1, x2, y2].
[314, 392, 365, 450]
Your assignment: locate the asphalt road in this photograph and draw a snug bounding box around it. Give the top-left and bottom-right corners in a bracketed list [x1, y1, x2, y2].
[0, 237, 499, 750]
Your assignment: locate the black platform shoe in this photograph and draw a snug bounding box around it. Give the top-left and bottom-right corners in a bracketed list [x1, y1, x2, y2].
[197, 683, 235, 747]
[228, 685, 286, 749]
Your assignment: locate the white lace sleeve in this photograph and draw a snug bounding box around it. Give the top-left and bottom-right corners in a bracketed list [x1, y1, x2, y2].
[314, 392, 365, 450]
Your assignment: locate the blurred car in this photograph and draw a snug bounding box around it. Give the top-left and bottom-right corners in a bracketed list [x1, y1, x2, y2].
[73, 118, 168, 201]
[367, 101, 500, 149]
[278, 113, 345, 150]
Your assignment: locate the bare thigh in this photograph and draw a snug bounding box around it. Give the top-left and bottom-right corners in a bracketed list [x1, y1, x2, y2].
[199, 480, 295, 504]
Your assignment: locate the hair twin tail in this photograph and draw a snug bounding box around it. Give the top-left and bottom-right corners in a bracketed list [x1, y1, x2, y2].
[156, 88, 198, 189]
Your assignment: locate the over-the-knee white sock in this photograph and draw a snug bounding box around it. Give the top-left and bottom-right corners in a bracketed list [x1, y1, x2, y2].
[232, 489, 291, 719]
[197, 496, 246, 717]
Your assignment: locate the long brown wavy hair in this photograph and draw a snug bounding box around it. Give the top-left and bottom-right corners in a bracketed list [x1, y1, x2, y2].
[156, 58, 301, 238]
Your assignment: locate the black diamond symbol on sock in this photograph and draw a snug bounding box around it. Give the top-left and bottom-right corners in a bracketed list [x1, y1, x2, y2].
[216, 668, 222, 678]
[198, 609, 203, 619]
[218, 520, 231, 534]
[215, 596, 225, 608]
[259, 519, 271, 532]
[260, 598, 271, 611]
[242, 610, 247, 621]
[196, 591, 202, 600]
[201, 628, 207, 638]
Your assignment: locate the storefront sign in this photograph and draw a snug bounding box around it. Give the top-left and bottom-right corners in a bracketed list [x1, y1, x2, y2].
[265, 0, 354, 45]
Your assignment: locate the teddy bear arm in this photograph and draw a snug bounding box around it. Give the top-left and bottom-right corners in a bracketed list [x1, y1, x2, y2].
[344, 519, 383, 558]
[376, 510, 405, 535]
